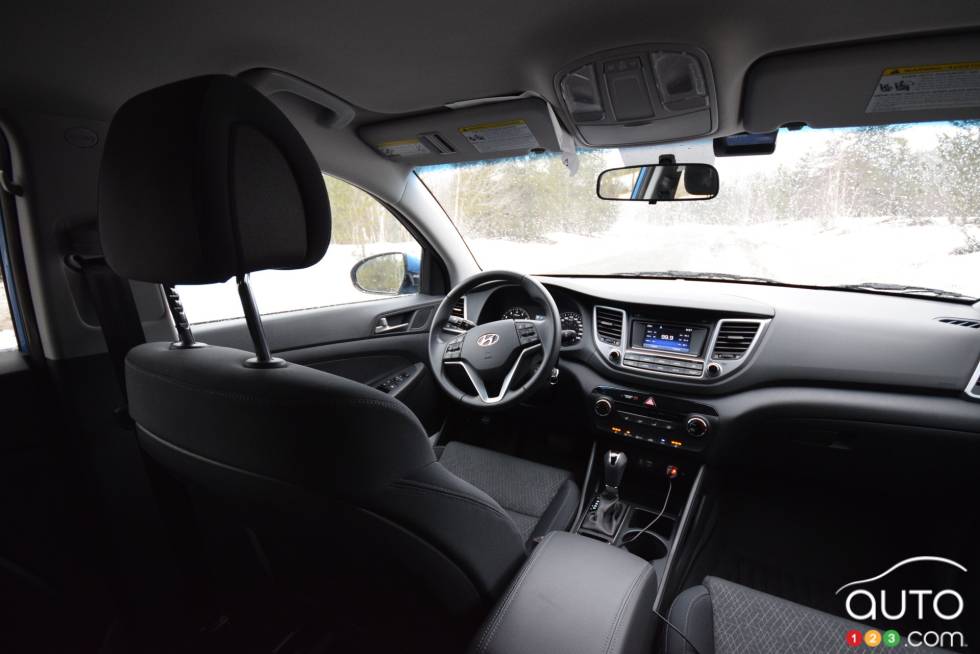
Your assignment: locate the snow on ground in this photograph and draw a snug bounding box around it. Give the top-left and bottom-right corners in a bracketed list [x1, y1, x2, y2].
[468, 215, 980, 297]
[179, 241, 421, 324]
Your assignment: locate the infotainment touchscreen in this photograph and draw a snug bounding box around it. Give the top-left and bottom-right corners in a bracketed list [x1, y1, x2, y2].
[642, 323, 692, 352]
[630, 321, 708, 356]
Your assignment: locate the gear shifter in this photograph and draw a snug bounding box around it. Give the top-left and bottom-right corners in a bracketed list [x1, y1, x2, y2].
[603, 450, 627, 496]
[582, 450, 628, 538]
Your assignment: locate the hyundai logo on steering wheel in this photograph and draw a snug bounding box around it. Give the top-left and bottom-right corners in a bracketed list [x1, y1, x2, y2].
[477, 333, 500, 347]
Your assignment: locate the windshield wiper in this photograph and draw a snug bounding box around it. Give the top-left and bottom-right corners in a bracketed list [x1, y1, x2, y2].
[611, 270, 781, 284]
[830, 282, 976, 301]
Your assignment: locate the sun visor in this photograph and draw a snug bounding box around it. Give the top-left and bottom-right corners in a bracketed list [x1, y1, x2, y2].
[359, 97, 565, 165]
[743, 32, 980, 133]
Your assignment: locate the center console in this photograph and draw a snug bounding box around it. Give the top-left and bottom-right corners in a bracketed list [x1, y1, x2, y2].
[593, 304, 769, 382]
[471, 450, 704, 654]
[590, 385, 717, 454]
[470, 531, 658, 654]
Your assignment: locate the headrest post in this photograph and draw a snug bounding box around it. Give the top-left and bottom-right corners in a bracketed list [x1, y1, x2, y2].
[237, 275, 286, 369]
[164, 285, 206, 350]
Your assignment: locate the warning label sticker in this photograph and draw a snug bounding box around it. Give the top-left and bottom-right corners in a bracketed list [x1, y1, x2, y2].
[376, 138, 429, 158]
[459, 119, 540, 153]
[866, 61, 980, 113]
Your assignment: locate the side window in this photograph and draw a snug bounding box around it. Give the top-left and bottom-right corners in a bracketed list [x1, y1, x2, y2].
[0, 271, 16, 351]
[0, 207, 21, 351]
[178, 175, 423, 324]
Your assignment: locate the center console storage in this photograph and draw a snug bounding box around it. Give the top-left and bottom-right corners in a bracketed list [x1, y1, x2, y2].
[470, 531, 658, 654]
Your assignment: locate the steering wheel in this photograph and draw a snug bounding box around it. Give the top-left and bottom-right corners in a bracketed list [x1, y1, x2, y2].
[428, 271, 561, 410]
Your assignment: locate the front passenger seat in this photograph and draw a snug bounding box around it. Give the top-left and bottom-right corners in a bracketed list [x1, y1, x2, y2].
[97, 74, 578, 644]
[666, 577, 955, 654]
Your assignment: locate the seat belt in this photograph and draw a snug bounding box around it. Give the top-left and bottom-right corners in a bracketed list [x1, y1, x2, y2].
[65, 253, 145, 420]
[66, 253, 224, 633]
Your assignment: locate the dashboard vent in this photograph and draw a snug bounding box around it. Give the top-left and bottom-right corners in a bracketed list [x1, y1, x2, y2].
[451, 297, 466, 319]
[937, 317, 980, 329]
[712, 321, 762, 360]
[968, 360, 980, 400]
[595, 307, 624, 346]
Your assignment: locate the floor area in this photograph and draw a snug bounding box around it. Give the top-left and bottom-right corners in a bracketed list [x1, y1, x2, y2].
[673, 468, 978, 648]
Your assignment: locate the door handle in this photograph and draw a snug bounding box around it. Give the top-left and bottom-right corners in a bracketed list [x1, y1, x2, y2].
[375, 316, 409, 334]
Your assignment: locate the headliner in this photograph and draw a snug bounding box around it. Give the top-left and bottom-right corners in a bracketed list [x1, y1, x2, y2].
[3, 0, 980, 137]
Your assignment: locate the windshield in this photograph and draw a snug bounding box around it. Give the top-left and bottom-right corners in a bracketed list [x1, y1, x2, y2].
[417, 121, 980, 299]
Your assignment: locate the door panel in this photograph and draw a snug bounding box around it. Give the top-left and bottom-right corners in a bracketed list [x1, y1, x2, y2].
[194, 294, 441, 352]
[192, 294, 447, 434]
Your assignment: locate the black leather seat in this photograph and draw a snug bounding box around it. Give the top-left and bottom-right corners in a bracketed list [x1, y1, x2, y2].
[666, 577, 954, 654]
[97, 74, 578, 647]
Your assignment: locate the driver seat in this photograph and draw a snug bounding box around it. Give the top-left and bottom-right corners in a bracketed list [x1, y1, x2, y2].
[98, 75, 578, 645]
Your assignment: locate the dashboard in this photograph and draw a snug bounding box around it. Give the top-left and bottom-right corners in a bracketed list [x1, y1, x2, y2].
[457, 276, 980, 460]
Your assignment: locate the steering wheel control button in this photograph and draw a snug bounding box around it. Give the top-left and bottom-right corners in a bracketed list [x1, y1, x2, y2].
[685, 415, 709, 438]
[594, 397, 613, 417]
[515, 321, 540, 346]
[444, 336, 465, 360]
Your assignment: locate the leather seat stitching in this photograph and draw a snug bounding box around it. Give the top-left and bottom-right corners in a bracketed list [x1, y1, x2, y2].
[390, 479, 513, 524]
[684, 589, 711, 654]
[126, 359, 413, 415]
[475, 532, 554, 654]
[503, 507, 539, 519]
[603, 565, 650, 654]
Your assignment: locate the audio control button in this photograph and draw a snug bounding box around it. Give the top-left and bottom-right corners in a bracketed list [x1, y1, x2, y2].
[594, 397, 613, 417]
[686, 416, 709, 438]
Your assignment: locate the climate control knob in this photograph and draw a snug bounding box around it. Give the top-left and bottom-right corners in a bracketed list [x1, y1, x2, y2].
[686, 415, 709, 438]
[594, 397, 613, 417]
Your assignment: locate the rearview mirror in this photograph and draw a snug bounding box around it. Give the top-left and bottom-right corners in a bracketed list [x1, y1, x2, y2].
[597, 163, 718, 202]
[351, 252, 421, 295]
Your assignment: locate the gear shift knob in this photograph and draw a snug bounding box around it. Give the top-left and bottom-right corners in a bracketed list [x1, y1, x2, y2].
[582, 450, 629, 537]
[603, 450, 627, 495]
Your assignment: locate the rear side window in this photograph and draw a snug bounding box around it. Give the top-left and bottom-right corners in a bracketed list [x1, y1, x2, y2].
[0, 274, 15, 350]
[178, 174, 422, 324]
[0, 202, 21, 351]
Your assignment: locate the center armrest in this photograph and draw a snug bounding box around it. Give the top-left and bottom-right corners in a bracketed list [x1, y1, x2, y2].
[469, 531, 658, 654]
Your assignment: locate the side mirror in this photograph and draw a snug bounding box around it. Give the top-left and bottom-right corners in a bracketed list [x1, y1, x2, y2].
[597, 163, 718, 202]
[350, 252, 421, 295]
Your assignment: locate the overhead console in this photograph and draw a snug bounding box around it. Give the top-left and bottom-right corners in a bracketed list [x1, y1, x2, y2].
[554, 44, 718, 147]
[593, 305, 769, 382]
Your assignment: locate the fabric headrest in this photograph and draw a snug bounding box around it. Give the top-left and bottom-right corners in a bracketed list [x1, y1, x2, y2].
[99, 75, 330, 284]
